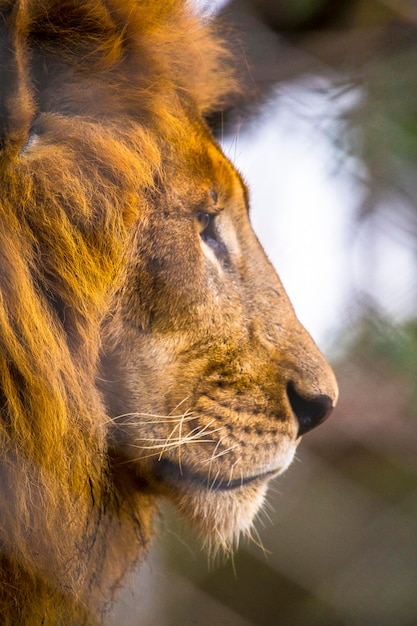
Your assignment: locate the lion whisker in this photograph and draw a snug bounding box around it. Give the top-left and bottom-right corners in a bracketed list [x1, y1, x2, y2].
[201, 443, 240, 465]
[129, 416, 197, 426]
[112, 411, 196, 423]
[128, 421, 223, 463]
[184, 421, 223, 442]
[227, 457, 242, 486]
[208, 469, 221, 492]
[169, 396, 191, 415]
[131, 422, 222, 447]
[120, 437, 216, 463]
[159, 413, 187, 461]
[168, 421, 224, 462]
[176, 407, 188, 473]
[131, 438, 215, 450]
[206, 432, 225, 484]
[132, 431, 217, 447]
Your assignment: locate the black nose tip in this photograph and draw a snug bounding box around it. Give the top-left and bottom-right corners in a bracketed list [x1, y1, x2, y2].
[287, 382, 334, 437]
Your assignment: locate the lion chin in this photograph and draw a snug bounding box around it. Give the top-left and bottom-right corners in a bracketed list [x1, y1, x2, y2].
[161, 449, 297, 552]
[175, 482, 271, 552]
[109, 410, 299, 552]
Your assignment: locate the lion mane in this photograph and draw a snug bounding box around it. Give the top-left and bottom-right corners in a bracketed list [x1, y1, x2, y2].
[0, 1, 235, 623]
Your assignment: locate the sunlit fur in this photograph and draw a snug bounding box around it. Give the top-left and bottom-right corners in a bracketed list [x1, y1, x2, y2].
[0, 1, 337, 624]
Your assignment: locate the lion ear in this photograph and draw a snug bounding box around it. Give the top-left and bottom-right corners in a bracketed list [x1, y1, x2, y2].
[0, 2, 34, 160]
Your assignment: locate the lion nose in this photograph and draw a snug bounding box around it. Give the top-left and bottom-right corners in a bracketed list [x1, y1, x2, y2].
[286, 382, 334, 437]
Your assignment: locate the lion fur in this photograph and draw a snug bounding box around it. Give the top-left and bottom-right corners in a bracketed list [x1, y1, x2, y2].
[0, 1, 234, 623]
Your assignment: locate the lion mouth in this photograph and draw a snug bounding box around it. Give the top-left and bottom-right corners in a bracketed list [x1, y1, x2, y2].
[151, 458, 279, 492]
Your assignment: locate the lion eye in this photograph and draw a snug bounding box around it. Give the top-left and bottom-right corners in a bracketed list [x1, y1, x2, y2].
[195, 211, 212, 236]
[195, 209, 227, 260]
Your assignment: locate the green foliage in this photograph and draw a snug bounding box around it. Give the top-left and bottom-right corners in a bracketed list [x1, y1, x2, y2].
[336, 311, 417, 417]
[343, 312, 417, 372]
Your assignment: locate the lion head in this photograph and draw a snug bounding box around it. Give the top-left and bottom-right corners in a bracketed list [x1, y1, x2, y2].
[101, 117, 338, 551]
[0, 0, 337, 622]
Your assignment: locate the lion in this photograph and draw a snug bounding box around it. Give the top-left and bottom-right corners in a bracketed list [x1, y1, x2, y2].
[0, 0, 338, 623]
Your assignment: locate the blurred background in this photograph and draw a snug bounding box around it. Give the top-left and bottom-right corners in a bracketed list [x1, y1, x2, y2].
[110, 0, 417, 623]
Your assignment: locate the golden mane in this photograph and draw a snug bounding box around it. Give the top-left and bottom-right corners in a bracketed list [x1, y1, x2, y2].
[0, 1, 235, 623]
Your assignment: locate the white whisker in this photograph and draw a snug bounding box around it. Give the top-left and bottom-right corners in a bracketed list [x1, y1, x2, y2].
[209, 469, 221, 491]
[169, 396, 191, 415]
[124, 420, 225, 464]
[201, 443, 240, 465]
[227, 457, 242, 486]
[113, 411, 196, 424]
[131, 437, 215, 450]
[206, 431, 225, 483]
